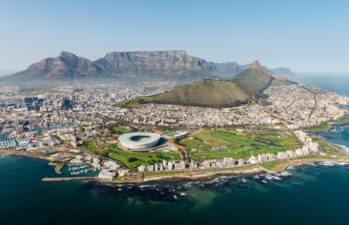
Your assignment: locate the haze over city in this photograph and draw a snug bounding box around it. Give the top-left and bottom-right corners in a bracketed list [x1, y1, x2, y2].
[1, 0, 349, 73]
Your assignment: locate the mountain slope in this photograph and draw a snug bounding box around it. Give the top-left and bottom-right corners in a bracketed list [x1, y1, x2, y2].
[120, 79, 264, 108]
[201, 61, 243, 77]
[1, 50, 215, 85]
[0, 50, 297, 86]
[3, 52, 99, 83]
[230, 61, 295, 92]
[93, 50, 214, 80]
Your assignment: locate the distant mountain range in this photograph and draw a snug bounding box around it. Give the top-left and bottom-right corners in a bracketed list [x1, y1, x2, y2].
[0, 50, 296, 86]
[120, 61, 295, 108]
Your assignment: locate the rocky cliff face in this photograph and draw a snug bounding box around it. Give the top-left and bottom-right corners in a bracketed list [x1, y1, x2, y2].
[1, 50, 295, 85]
[201, 61, 243, 77]
[94, 50, 204, 74]
[6, 51, 99, 81]
[231, 60, 295, 92]
[4, 50, 214, 82]
[248, 60, 288, 81]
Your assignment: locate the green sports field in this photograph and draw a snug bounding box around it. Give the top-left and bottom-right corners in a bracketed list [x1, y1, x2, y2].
[107, 144, 181, 170]
[179, 129, 302, 160]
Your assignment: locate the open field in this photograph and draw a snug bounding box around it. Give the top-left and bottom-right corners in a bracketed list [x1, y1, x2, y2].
[261, 153, 345, 171]
[305, 123, 332, 131]
[108, 144, 181, 170]
[304, 114, 349, 132]
[112, 126, 132, 133]
[84, 141, 181, 170]
[261, 160, 288, 170]
[311, 135, 347, 157]
[180, 129, 302, 160]
[335, 115, 349, 124]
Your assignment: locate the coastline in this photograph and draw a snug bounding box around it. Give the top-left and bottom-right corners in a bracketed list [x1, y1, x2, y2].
[140, 157, 349, 183]
[39, 154, 349, 184]
[2, 129, 349, 185]
[304, 115, 349, 132]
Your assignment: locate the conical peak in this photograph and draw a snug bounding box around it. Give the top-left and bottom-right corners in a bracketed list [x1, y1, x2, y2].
[248, 60, 262, 69]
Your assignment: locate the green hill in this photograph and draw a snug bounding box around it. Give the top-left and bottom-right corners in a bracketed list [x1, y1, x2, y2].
[231, 61, 295, 92]
[119, 79, 264, 108]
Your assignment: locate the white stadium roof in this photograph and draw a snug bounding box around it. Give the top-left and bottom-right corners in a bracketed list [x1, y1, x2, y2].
[118, 132, 161, 150]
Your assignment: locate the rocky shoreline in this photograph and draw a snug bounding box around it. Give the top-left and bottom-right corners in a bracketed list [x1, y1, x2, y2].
[305, 116, 349, 132]
[2, 151, 348, 184]
[2, 134, 349, 185]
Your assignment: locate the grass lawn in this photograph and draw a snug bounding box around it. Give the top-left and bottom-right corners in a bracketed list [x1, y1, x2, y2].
[112, 126, 132, 133]
[144, 172, 184, 178]
[311, 136, 347, 157]
[179, 138, 212, 151]
[84, 141, 181, 170]
[163, 131, 182, 137]
[180, 129, 302, 160]
[107, 144, 181, 171]
[335, 115, 349, 124]
[261, 160, 287, 170]
[84, 141, 110, 157]
[305, 123, 332, 131]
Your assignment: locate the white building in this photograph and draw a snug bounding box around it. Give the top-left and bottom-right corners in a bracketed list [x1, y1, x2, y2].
[277, 152, 288, 160]
[103, 160, 120, 170]
[118, 169, 128, 177]
[223, 157, 234, 168]
[98, 169, 115, 180]
[257, 153, 268, 163]
[249, 156, 258, 164]
[138, 165, 146, 172]
[286, 150, 295, 158]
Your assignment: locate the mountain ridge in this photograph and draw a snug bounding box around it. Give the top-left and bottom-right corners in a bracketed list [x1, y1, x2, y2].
[0, 50, 296, 85]
[230, 60, 295, 92]
[119, 79, 265, 108]
[119, 62, 293, 108]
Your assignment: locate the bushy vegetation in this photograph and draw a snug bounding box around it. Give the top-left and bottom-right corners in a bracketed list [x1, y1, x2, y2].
[118, 80, 262, 108]
[118, 99, 141, 108]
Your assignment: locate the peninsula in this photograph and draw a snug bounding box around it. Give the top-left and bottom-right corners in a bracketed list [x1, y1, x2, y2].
[0, 52, 348, 184]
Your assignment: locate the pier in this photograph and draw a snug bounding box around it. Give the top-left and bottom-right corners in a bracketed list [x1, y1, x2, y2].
[41, 177, 97, 182]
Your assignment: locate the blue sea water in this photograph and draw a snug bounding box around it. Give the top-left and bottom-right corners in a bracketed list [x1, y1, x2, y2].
[294, 73, 349, 153]
[1, 74, 349, 225]
[316, 125, 349, 153]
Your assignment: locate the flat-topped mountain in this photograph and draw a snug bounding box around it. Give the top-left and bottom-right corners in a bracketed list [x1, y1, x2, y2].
[0, 50, 296, 86]
[230, 60, 295, 92]
[119, 79, 265, 108]
[92, 50, 213, 80]
[95, 50, 201, 74]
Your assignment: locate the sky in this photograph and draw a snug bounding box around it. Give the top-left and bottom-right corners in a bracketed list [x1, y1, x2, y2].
[0, 0, 349, 73]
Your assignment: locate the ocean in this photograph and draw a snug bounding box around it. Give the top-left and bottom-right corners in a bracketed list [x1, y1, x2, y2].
[1, 73, 349, 225]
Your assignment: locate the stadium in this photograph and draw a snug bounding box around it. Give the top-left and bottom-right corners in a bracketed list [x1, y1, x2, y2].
[118, 132, 161, 151]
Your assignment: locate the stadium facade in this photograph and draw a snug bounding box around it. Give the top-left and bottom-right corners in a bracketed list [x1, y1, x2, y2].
[118, 132, 161, 150]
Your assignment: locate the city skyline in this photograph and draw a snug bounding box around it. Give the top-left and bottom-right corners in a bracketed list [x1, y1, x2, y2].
[1, 0, 349, 72]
